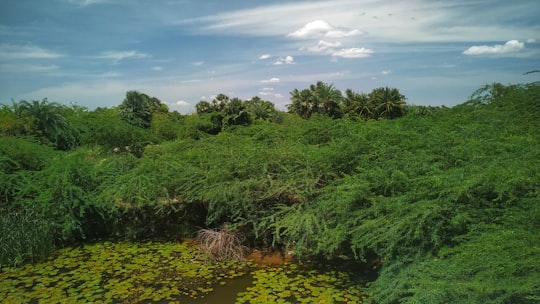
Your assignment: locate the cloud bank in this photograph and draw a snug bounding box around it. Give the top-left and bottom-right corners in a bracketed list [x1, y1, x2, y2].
[463, 40, 525, 56]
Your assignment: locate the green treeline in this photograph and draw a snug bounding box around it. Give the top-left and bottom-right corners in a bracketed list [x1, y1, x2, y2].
[1, 82, 539, 303]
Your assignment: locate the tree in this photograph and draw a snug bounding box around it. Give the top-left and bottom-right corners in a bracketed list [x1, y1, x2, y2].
[195, 101, 214, 114]
[244, 96, 278, 121]
[223, 97, 251, 126]
[344, 89, 373, 120]
[310, 81, 343, 118]
[118, 91, 164, 128]
[288, 82, 343, 119]
[369, 87, 407, 119]
[14, 99, 79, 150]
[212, 94, 230, 112]
[288, 88, 316, 119]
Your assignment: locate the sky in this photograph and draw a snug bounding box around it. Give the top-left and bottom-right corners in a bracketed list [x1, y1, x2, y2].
[1, 0, 539, 113]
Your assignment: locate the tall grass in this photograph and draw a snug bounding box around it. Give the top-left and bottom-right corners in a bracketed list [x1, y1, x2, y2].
[0, 211, 54, 267]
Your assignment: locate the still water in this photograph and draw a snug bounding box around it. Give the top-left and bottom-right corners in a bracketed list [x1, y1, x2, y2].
[0, 241, 367, 303]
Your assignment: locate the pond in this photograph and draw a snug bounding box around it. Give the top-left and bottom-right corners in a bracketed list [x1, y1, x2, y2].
[0, 241, 368, 303]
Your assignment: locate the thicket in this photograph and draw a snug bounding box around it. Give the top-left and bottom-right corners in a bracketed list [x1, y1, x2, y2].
[1, 82, 539, 303]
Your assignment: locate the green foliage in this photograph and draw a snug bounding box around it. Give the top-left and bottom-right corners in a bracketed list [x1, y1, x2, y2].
[369, 86, 406, 119]
[118, 90, 164, 128]
[1, 99, 80, 150]
[1, 82, 538, 303]
[288, 82, 407, 120]
[194, 94, 280, 134]
[288, 81, 344, 119]
[82, 107, 155, 156]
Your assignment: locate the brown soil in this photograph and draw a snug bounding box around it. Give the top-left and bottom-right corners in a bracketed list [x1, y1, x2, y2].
[246, 249, 294, 265]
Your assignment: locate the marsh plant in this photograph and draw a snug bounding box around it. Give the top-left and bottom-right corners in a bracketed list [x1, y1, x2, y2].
[197, 228, 248, 261]
[0, 211, 54, 266]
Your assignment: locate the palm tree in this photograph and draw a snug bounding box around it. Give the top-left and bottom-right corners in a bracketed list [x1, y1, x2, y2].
[311, 81, 343, 118]
[288, 88, 316, 119]
[244, 96, 277, 120]
[15, 98, 79, 150]
[195, 101, 214, 114]
[344, 89, 373, 120]
[16, 98, 68, 137]
[369, 87, 406, 119]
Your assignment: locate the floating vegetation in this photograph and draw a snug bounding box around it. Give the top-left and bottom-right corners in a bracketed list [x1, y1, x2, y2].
[236, 263, 366, 304]
[0, 241, 251, 303]
[0, 241, 366, 303]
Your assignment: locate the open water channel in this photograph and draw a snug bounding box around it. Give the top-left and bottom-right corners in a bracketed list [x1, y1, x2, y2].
[0, 241, 368, 303]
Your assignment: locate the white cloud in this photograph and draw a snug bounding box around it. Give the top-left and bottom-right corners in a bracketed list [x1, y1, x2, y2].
[0, 63, 59, 73]
[65, 0, 108, 6]
[463, 40, 525, 56]
[152, 66, 163, 71]
[288, 20, 361, 38]
[259, 54, 271, 59]
[526, 38, 536, 43]
[302, 40, 373, 60]
[98, 50, 150, 63]
[273, 55, 294, 65]
[260, 77, 280, 83]
[179, 1, 539, 43]
[259, 87, 273, 96]
[0, 44, 63, 59]
[303, 40, 342, 54]
[381, 70, 391, 75]
[332, 48, 373, 58]
[192, 61, 205, 66]
[176, 100, 190, 106]
[259, 87, 284, 98]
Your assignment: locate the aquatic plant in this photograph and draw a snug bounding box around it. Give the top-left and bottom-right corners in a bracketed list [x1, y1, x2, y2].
[197, 228, 248, 261]
[235, 263, 366, 304]
[0, 241, 252, 303]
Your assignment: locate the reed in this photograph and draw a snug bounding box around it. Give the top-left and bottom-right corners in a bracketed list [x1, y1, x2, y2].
[196, 228, 248, 261]
[0, 211, 54, 267]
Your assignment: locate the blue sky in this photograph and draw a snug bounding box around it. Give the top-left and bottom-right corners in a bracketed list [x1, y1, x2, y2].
[1, 0, 539, 113]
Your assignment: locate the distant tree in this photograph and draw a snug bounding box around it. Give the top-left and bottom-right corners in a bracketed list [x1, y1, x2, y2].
[223, 97, 251, 127]
[310, 81, 343, 118]
[195, 101, 214, 114]
[118, 91, 164, 128]
[245, 96, 279, 121]
[288, 88, 316, 119]
[369, 87, 407, 119]
[211, 94, 230, 112]
[344, 89, 373, 120]
[288, 81, 343, 119]
[468, 82, 518, 105]
[16, 99, 68, 137]
[0, 103, 31, 136]
[14, 98, 79, 150]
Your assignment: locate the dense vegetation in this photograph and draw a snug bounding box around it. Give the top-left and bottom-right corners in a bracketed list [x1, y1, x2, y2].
[1, 81, 539, 303]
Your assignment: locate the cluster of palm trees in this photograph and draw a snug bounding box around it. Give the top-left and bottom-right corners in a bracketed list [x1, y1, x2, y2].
[195, 94, 281, 129]
[288, 81, 407, 120]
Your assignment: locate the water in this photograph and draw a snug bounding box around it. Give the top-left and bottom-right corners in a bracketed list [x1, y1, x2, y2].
[0, 241, 368, 303]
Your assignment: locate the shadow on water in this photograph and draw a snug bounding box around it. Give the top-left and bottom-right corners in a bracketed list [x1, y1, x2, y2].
[183, 274, 254, 304]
